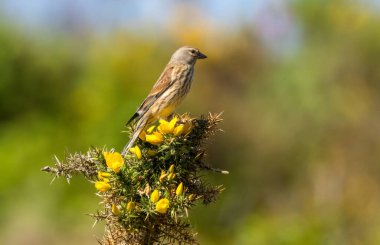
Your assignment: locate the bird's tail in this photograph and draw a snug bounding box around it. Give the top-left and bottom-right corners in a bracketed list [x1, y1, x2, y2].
[121, 117, 148, 156]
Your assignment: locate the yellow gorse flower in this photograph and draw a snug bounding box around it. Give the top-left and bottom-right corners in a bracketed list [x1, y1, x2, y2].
[158, 119, 170, 134]
[129, 146, 142, 159]
[103, 152, 124, 173]
[155, 198, 170, 214]
[158, 117, 178, 134]
[176, 182, 184, 196]
[126, 201, 135, 212]
[139, 131, 146, 141]
[173, 124, 184, 136]
[145, 132, 164, 145]
[150, 189, 160, 203]
[95, 181, 111, 192]
[112, 203, 121, 216]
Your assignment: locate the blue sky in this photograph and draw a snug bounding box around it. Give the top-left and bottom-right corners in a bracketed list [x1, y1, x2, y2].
[1, 0, 379, 56]
[0, 0, 272, 33]
[1, 0, 379, 34]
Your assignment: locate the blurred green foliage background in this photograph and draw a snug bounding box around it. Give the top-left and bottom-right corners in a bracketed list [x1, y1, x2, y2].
[1, 0, 380, 244]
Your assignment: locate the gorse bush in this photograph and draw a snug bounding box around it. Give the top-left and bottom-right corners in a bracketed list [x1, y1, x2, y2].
[43, 113, 227, 244]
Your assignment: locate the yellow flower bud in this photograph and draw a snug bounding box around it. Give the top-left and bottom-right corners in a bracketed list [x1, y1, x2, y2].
[146, 125, 156, 134]
[112, 203, 121, 216]
[150, 189, 159, 203]
[188, 194, 195, 201]
[173, 124, 184, 136]
[159, 170, 168, 182]
[130, 146, 142, 160]
[167, 172, 176, 181]
[168, 164, 174, 173]
[95, 181, 111, 192]
[126, 201, 135, 212]
[155, 198, 170, 214]
[98, 171, 111, 180]
[145, 132, 164, 145]
[176, 182, 184, 196]
[103, 152, 124, 173]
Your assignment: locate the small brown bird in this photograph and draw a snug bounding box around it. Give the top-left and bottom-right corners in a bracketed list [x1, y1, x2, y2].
[121, 46, 207, 156]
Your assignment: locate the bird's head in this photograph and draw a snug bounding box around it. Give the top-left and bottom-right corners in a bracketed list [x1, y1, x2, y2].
[170, 46, 207, 65]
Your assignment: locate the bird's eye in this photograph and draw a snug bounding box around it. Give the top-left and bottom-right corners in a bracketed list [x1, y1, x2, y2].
[190, 49, 196, 54]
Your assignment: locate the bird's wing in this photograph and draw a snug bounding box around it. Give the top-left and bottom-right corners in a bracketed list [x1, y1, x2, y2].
[126, 63, 181, 126]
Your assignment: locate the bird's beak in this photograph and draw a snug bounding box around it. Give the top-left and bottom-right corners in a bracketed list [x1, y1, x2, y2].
[197, 52, 207, 59]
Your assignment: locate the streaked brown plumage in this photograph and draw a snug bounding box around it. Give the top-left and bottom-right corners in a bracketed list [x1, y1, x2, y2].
[121, 46, 207, 156]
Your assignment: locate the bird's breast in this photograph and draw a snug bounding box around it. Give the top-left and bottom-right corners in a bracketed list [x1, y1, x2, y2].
[150, 64, 194, 120]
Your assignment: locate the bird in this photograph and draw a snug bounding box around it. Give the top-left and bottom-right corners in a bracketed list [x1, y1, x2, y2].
[121, 46, 207, 156]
